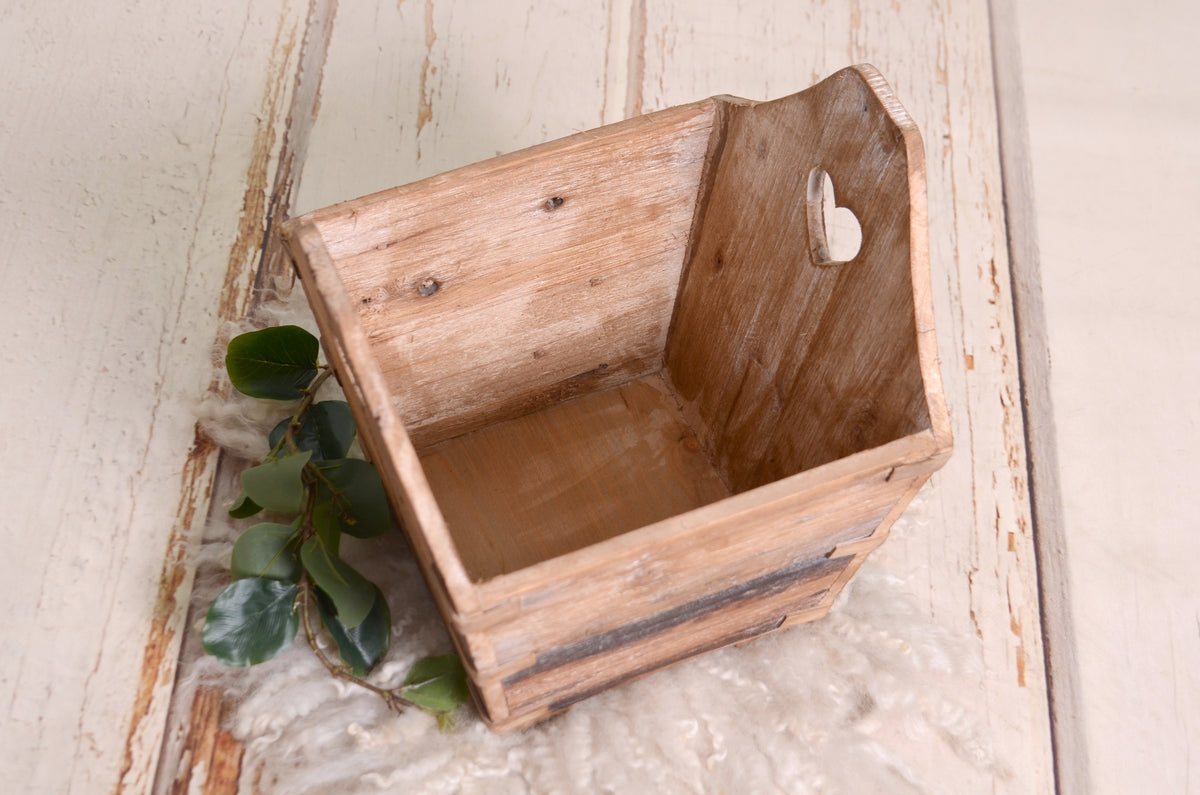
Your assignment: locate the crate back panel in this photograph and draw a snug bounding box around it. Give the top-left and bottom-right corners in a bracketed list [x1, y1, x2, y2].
[302, 104, 715, 449]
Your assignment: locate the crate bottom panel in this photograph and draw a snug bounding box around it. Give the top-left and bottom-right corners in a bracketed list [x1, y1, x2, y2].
[418, 371, 733, 581]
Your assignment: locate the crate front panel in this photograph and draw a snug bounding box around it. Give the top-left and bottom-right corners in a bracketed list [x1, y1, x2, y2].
[452, 460, 924, 684]
[496, 551, 854, 727]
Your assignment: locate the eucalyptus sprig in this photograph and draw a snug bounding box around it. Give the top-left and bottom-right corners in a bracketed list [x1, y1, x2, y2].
[202, 325, 469, 724]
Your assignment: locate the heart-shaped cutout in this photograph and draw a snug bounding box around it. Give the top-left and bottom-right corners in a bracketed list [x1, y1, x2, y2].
[806, 167, 862, 265]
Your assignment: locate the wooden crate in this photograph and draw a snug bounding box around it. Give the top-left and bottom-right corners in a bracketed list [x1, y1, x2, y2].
[280, 64, 952, 732]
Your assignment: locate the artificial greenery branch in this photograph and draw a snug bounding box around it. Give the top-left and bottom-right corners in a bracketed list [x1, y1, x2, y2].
[280, 366, 334, 452]
[202, 325, 469, 723]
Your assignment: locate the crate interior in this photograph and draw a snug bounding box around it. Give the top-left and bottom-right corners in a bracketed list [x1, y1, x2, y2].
[328, 94, 932, 582]
[418, 371, 731, 579]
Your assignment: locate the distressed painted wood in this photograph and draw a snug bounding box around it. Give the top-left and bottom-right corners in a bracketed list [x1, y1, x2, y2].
[0, 0, 315, 792]
[158, 0, 1051, 788]
[0, 0, 1065, 790]
[995, 0, 1200, 791]
[281, 65, 951, 731]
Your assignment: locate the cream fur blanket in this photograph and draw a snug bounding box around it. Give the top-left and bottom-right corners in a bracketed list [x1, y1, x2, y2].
[185, 294, 1001, 794]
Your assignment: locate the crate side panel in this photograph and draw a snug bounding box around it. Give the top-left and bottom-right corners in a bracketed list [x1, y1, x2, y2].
[666, 69, 930, 493]
[316, 106, 715, 448]
[284, 224, 480, 618]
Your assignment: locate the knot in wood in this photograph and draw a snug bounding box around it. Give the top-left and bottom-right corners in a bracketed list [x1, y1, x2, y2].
[418, 277, 441, 297]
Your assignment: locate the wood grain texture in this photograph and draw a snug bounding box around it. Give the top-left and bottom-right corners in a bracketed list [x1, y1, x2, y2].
[294, 102, 714, 447]
[998, 0, 1200, 791]
[666, 68, 936, 493]
[173, 0, 1050, 783]
[0, 1, 312, 791]
[452, 439, 928, 673]
[163, 688, 245, 795]
[636, 0, 1052, 790]
[987, 1, 1084, 790]
[500, 554, 851, 727]
[151, 3, 339, 792]
[290, 0, 626, 216]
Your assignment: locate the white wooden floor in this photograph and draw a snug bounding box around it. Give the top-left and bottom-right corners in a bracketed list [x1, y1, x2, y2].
[1, 1, 1194, 792]
[996, 0, 1200, 790]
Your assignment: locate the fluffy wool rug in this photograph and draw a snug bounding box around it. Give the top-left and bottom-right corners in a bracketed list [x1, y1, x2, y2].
[184, 292, 1002, 794]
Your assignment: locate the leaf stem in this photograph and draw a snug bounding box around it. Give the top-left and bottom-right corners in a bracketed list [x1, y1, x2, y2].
[296, 573, 419, 712]
[283, 366, 334, 456]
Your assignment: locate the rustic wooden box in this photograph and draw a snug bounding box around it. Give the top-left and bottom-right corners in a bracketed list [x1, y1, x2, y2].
[281, 64, 952, 732]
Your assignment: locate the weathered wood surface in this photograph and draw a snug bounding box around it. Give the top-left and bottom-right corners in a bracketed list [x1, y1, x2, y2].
[284, 64, 951, 730]
[1, 0, 1113, 790]
[995, 0, 1200, 791]
[664, 70, 944, 493]
[295, 102, 715, 449]
[0, 1, 316, 791]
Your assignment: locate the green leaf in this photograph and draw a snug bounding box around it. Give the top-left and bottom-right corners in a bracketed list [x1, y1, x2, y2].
[231, 523, 301, 582]
[318, 458, 392, 539]
[315, 585, 391, 676]
[241, 450, 312, 513]
[269, 401, 357, 463]
[225, 325, 320, 400]
[311, 500, 340, 557]
[300, 536, 375, 628]
[228, 491, 263, 519]
[401, 654, 470, 714]
[202, 578, 299, 666]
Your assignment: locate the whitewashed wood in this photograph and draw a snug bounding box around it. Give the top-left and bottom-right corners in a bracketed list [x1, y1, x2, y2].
[0, 1, 312, 791]
[999, 1, 1200, 792]
[632, 2, 1052, 791]
[291, 0, 621, 217]
[987, 2, 1084, 790]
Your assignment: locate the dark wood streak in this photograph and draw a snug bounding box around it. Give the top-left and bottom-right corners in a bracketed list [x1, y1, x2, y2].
[507, 554, 851, 688]
[547, 615, 790, 713]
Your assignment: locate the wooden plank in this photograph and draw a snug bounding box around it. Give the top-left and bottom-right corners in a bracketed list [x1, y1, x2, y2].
[296, 103, 714, 447]
[162, 688, 245, 795]
[986, 1, 1083, 790]
[290, 0, 628, 216]
[0, 1, 314, 791]
[637, 1, 1053, 791]
[499, 555, 851, 727]
[995, 0, 1200, 791]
